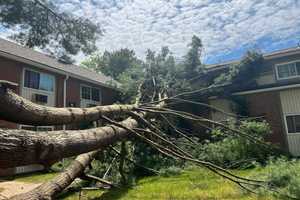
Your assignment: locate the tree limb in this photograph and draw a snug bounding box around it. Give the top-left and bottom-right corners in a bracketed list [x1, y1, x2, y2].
[0, 86, 135, 126]
[10, 150, 99, 200]
[0, 118, 137, 168]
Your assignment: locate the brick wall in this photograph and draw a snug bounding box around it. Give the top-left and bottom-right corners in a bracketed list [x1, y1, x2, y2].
[0, 56, 23, 129]
[66, 77, 118, 107]
[0, 56, 118, 130]
[245, 91, 287, 149]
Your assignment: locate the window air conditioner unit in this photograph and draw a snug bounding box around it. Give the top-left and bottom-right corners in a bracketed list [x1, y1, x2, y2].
[32, 94, 48, 104]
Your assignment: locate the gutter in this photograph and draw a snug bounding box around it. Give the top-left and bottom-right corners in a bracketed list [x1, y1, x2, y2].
[233, 84, 300, 95]
[63, 75, 69, 131]
[63, 75, 70, 108]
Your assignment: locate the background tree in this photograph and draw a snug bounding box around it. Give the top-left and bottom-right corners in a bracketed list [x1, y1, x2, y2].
[82, 49, 141, 79]
[81, 48, 144, 102]
[0, 0, 101, 61]
[183, 35, 204, 78]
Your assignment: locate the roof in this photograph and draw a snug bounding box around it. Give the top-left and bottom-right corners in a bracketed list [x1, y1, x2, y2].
[206, 46, 300, 71]
[0, 37, 118, 90]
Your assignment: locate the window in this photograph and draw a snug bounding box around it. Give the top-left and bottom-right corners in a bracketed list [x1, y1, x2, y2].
[286, 115, 300, 134]
[33, 94, 48, 104]
[81, 86, 91, 100]
[81, 85, 101, 102]
[24, 69, 54, 91]
[20, 125, 54, 131]
[276, 61, 300, 79]
[24, 70, 39, 89]
[92, 88, 100, 101]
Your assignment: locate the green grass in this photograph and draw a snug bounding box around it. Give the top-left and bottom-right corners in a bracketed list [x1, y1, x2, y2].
[12, 168, 274, 200]
[12, 171, 59, 183]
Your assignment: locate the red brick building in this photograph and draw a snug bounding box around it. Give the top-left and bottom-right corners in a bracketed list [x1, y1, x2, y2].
[0, 38, 121, 176]
[205, 47, 300, 156]
[0, 38, 119, 130]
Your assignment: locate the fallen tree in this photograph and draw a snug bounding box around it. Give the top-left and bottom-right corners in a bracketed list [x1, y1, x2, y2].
[0, 117, 136, 168]
[0, 82, 285, 199]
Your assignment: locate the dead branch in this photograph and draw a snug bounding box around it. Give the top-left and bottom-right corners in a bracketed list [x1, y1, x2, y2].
[137, 106, 274, 150]
[110, 147, 159, 175]
[119, 141, 127, 185]
[100, 116, 271, 194]
[80, 174, 117, 188]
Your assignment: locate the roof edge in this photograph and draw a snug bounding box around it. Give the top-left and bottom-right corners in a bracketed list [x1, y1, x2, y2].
[0, 49, 120, 91]
[206, 46, 300, 70]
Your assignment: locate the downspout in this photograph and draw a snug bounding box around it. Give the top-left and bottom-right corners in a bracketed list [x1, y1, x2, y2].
[63, 75, 69, 130]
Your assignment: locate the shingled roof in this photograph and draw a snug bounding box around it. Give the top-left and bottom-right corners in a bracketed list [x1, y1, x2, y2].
[0, 38, 118, 89]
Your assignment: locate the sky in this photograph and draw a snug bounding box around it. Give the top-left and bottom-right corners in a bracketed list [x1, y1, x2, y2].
[2, 0, 300, 64]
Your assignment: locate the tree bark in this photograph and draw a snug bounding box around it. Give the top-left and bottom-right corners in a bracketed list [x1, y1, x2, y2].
[0, 87, 135, 126]
[0, 118, 138, 168]
[10, 150, 99, 200]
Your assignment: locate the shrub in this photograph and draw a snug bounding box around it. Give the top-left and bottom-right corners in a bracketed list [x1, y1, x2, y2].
[195, 120, 277, 168]
[254, 158, 300, 199]
[159, 166, 182, 177]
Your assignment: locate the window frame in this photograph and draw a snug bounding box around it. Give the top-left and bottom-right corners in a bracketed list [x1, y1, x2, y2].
[80, 84, 102, 103]
[23, 68, 55, 93]
[284, 114, 300, 135]
[19, 125, 54, 131]
[275, 60, 300, 80]
[81, 86, 92, 100]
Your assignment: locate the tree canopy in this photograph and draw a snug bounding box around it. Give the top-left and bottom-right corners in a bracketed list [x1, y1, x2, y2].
[82, 36, 205, 103]
[0, 0, 101, 61]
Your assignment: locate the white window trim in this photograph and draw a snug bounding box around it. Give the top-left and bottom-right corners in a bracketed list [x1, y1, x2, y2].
[283, 113, 300, 135]
[275, 60, 300, 80]
[22, 68, 56, 94]
[80, 84, 102, 104]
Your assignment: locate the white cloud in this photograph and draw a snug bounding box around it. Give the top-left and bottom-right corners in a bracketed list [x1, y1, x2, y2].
[9, 0, 300, 63]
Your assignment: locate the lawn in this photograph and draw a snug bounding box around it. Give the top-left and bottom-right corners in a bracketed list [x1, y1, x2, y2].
[11, 167, 275, 200]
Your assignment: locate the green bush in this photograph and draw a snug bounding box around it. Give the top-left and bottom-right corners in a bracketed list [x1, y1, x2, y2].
[133, 142, 182, 175]
[255, 158, 300, 199]
[159, 166, 182, 177]
[195, 120, 277, 168]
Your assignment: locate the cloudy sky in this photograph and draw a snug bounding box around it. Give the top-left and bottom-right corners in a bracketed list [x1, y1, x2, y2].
[4, 0, 300, 64]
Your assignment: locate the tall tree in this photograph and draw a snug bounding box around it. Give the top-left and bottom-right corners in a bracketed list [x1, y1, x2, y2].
[82, 48, 144, 103]
[183, 35, 203, 78]
[0, 0, 100, 60]
[82, 48, 141, 79]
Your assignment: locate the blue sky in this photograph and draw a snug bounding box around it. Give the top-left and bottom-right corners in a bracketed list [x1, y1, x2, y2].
[2, 0, 300, 64]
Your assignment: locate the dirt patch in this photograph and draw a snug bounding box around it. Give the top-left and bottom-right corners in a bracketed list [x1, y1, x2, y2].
[0, 180, 41, 199]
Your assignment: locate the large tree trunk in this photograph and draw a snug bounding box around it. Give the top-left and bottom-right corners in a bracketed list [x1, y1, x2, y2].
[0, 86, 135, 126]
[0, 118, 138, 168]
[10, 150, 99, 200]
